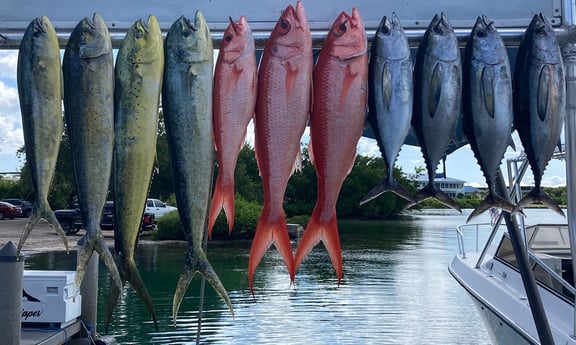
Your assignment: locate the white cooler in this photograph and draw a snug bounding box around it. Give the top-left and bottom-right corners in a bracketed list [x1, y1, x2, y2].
[21, 270, 82, 327]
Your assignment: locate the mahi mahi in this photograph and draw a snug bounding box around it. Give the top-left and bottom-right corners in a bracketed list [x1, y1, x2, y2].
[513, 13, 565, 217]
[62, 13, 122, 290]
[463, 16, 515, 222]
[17, 16, 68, 254]
[411, 13, 462, 212]
[163, 13, 233, 322]
[360, 13, 415, 206]
[105, 15, 163, 331]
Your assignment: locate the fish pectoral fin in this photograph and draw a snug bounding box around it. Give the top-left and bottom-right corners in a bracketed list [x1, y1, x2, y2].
[481, 66, 496, 118]
[537, 65, 552, 122]
[283, 60, 299, 100]
[428, 62, 442, 118]
[382, 62, 392, 112]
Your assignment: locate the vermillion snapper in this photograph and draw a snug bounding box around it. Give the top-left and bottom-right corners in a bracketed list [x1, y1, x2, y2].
[251, 1, 313, 292]
[294, 8, 368, 284]
[209, 16, 257, 237]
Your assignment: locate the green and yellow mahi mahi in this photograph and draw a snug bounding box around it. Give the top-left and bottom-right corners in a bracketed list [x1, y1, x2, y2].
[104, 15, 163, 332]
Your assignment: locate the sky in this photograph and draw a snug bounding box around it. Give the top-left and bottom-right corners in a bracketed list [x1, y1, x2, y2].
[0, 49, 568, 187]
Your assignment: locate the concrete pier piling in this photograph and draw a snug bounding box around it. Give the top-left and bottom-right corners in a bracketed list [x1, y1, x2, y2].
[0, 241, 24, 345]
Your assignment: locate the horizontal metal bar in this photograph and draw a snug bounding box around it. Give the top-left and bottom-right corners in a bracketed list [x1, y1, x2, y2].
[1, 26, 575, 50]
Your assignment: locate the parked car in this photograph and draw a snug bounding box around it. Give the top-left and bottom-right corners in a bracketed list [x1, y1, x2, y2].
[145, 198, 177, 219]
[1, 198, 33, 217]
[0, 201, 23, 220]
[54, 201, 157, 235]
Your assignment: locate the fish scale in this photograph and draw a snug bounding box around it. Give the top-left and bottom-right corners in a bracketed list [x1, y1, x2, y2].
[294, 7, 368, 284]
[250, 0, 313, 292]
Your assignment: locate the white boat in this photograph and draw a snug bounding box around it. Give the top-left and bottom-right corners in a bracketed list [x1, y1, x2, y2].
[449, 221, 576, 344]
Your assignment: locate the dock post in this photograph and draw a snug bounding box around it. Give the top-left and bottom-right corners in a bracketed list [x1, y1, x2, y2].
[0, 241, 24, 345]
[78, 239, 99, 339]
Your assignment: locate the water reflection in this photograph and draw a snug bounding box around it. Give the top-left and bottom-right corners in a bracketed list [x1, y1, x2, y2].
[22, 211, 518, 344]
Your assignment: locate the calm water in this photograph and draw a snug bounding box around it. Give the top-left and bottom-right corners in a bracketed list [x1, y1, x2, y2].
[24, 209, 567, 344]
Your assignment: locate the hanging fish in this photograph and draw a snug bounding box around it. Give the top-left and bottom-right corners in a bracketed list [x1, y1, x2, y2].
[16, 16, 68, 254]
[463, 15, 516, 222]
[411, 13, 462, 212]
[62, 13, 122, 290]
[105, 15, 163, 332]
[294, 8, 368, 284]
[360, 13, 416, 206]
[209, 15, 257, 237]
[512, 13, 565, 217]
[250, 0, 313, 292]
[163, 13, 234, 323]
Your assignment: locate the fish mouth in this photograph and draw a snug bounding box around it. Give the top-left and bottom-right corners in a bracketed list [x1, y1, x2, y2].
[431, 13, 452, 35]
[33, 17, 47, 34]
[179, 15, 196, 34]
[138, 17, 150, 33]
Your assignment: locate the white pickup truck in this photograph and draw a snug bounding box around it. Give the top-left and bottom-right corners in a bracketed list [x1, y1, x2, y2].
[145, 198, 177, 219]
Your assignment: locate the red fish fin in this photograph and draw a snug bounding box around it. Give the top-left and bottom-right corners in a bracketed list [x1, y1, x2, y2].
[295, 211, 343, 284]
[308, 139, 315, 166]
[208, 175, 236, 238]
[248, 214, 295, 293]
[292, 149, 303, 174]
[338, 64, 359, 111]
[284, 60, 299, 100]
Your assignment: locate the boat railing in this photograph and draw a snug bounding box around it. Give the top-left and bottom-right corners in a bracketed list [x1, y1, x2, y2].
[455, 222, 495, 259]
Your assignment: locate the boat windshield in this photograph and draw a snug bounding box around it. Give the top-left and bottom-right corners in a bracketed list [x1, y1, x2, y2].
[494, 226, 575, 303]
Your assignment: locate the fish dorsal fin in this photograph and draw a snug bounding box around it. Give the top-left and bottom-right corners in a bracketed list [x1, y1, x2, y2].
[382, 62, 392, 111]
[537, 64, 551, 122]
[428, 61, 442, 118]
[481, 66, 495, 118]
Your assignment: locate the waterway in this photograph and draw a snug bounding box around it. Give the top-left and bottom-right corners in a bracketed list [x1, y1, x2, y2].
[24, 208, 566, 344]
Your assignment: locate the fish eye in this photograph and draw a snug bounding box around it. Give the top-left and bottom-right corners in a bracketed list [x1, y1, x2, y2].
[183, 30, 190, 37]
[475, 29, 486, 38]
[536, 28, 546, 36]
[225, 35, 232, 42]
[280, 20, 289, 30]
[339, 23, 347, 32]
[135, 30, 143, 39]
[381, 26, 391, 35]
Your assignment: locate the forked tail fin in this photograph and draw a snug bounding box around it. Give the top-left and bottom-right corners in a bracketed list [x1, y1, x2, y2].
[466, 194, 515, 223]
[359, 179, 417, 205]
[413, 183, 462, 213]
[208, 175, 236, 238]
[75, 230, 122, 290]
[104, 259, 158, 333]
[18, 202, 69, 254]
[248, 213, 294, 294]
[172, 247, 234, 324]
[513, 188, 565, 218]
[294, 209, 343, 284]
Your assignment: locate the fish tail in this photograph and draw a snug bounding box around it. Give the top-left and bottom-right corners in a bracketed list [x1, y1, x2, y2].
[295, 210, 343, 284]
[17, 203, 69, 254]
[104, 279, 122, 334]
[172, 248, 234, 324]
[415, 184, 462, 213]
[359, 179, 417, 205]
[513, 189, 565, 218]
[93, 231, 123, 290]
[126, 259, 158, 330]
[466, 195, 515, 223]
[208, 175, 235, 238]
[248, 214, 294, 293]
